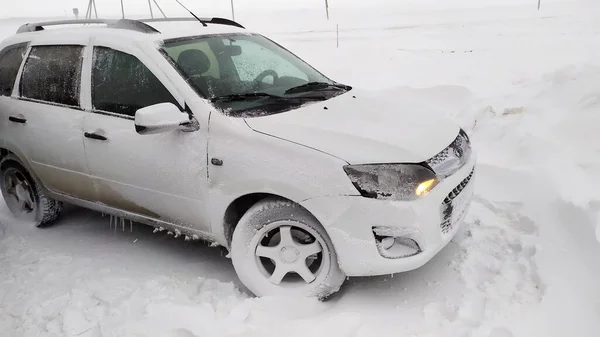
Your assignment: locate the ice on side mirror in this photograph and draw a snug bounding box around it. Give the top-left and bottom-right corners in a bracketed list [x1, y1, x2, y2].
[134, 103, 190, 135]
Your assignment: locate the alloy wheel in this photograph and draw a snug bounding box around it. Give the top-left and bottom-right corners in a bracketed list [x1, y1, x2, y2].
[3, 168, 35, 215]
[253, 221, 328, 286]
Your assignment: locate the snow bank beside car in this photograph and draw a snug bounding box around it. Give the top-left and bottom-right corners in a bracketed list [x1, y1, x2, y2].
[448, 64, 600, 334]
[467, 65, 600, 236]
[378, 62, 600, 334]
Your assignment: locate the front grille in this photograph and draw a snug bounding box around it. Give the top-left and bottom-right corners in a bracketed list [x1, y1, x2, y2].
[440, 168, 474, 234]
[427, 129, 471, 178]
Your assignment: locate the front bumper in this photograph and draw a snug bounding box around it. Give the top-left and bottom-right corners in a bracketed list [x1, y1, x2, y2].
[301, 154, 477, 277]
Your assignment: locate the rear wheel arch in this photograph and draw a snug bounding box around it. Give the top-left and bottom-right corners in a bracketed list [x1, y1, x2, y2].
[0, 153, 63, 226]
[0, 149, 44, 190]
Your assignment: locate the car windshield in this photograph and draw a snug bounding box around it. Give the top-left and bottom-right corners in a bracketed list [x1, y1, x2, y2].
[160, 33, 351, 117]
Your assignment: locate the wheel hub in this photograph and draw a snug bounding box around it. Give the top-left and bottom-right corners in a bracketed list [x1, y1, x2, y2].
[4, 169, 35, 213]
[279, 246, 300, 263]
[15, 184, 28, 200]
[254, 224, 325, 285]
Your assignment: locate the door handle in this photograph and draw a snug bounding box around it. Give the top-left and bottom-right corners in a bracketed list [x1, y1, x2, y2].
[84, 132, 108, 141]
[9, 116, 27, 124]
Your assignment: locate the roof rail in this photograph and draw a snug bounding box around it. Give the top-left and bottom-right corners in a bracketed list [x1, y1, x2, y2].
[138, 17, 245, 29]
[16, 19, 159, 34]
[16, 17, 245, 35]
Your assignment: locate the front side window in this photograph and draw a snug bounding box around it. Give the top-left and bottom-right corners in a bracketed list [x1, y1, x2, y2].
[92, 46, 179, 117]
[20, 45, 83, 107]
[161, 34, 350, 117]
[0, 42, 28, 97]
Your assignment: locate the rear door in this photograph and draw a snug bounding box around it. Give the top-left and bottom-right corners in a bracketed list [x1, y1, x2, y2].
[6, 43, 94, 200]
[81, 39, 210, 231]
[0, 42, 29, 154]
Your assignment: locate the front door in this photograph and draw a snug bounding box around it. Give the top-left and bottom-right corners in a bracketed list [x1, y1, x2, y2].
[81, 42, 210, 231]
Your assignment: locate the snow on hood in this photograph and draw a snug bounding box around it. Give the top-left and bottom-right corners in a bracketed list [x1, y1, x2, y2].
[244, 89, 460, 164]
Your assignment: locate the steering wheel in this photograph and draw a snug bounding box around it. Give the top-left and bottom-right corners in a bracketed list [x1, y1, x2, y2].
[253, 70, 279, 88]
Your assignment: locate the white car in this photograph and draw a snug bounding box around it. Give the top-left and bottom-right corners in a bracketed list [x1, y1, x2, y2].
[0, 17, 476, 299]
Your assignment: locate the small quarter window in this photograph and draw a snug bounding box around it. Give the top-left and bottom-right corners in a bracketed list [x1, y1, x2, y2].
[92, 46, 179, 117]
[20, 45, 84, 107]
[0, 42, 28, 97]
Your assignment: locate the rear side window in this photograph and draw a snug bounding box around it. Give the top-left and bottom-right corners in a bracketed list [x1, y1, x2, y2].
[20, 45, 84, 107]
[0, 43, 28, 97]
[92, 46, 179, 117]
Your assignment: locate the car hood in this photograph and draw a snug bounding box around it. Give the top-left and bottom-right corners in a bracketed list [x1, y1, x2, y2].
[244, 89, 460, 164]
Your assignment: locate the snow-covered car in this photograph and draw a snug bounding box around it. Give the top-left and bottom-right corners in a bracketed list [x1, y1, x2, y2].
[0, 17, 476, 298]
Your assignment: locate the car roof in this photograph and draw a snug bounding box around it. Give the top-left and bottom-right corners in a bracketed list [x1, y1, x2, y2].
[0, 18, 253, 49]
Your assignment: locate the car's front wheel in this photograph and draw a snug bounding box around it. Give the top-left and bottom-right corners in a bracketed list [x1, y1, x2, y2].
[0, 154, 63, 227]
[231, 197, 345, 299]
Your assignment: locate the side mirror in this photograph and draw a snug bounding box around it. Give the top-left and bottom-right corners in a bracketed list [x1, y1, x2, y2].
[134, 103, 194, 135]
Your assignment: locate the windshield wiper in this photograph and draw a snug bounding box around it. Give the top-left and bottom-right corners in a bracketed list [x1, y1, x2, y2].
[284, 82, 351, 95]
[211, 92, 327, 103]
[210, 92, 284, 103]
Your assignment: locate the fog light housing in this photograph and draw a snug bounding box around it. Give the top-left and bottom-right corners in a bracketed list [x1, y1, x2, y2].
[373, 227, 422, 259]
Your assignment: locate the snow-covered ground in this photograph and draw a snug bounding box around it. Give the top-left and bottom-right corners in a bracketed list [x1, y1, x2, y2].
[1, 2, 600, 336]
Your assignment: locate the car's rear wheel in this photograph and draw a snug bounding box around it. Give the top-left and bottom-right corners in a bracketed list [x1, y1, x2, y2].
[0, 155, 63, 227]
[231, 197, 345, 299]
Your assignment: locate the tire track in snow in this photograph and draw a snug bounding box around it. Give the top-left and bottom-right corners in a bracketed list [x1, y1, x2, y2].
[421, 196, 543, 337]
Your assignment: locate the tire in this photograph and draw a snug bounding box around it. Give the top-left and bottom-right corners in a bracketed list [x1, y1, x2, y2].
[0, 154, 63, 227]
[231, 197, 345, 299]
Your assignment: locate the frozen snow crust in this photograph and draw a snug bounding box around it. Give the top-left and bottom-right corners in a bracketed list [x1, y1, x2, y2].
[1, 2, 599, 336]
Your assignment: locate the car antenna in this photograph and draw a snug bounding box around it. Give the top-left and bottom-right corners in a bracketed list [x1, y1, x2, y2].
[173, 0, 208, 27]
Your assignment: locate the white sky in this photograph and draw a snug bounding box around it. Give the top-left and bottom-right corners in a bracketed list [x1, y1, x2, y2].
[0, 0, 576, 18]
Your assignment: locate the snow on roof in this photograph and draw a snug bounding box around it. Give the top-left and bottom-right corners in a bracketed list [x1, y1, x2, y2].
[0, 19, 251, 48]
[147, 21, 249, 40]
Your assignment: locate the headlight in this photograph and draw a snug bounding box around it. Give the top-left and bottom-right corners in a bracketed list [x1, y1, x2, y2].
[343, 164, 439, 201]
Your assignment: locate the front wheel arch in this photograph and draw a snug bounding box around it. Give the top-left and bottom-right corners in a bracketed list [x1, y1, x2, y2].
[223, 193, 301, 248]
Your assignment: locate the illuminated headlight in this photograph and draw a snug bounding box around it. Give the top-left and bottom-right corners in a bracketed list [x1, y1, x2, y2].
[343, 164, 439, 201]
